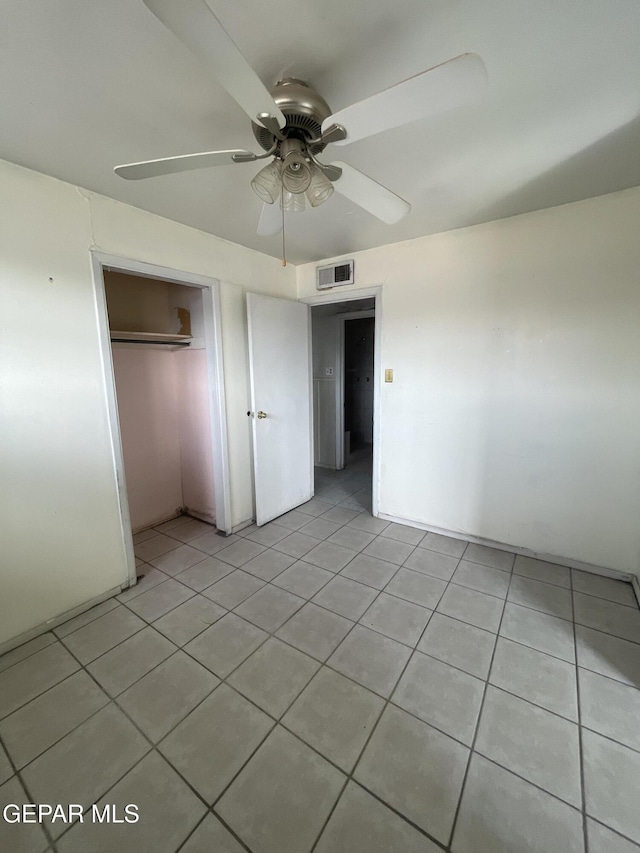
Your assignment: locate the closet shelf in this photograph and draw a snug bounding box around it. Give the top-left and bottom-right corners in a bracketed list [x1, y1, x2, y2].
[110, 331, 192, 346]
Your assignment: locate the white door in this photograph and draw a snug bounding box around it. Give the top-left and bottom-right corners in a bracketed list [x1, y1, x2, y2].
[247, 293, 313, 525]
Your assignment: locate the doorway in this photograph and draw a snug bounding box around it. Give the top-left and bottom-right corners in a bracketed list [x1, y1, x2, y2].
[310, 295, 378, 515]
[91, 253, 230, 586]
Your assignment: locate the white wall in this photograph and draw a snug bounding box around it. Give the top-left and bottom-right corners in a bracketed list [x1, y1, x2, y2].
[0, 158, 295, 648]
[297, 187, 640, 578]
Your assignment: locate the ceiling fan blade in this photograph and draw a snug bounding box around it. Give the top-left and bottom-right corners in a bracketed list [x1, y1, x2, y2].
[143, 0, 285, 129]
[322, 53, 486, 146]
[114, 149, 252, 180]
[257, 202, 282, 236]
[331, 162, 411, 224]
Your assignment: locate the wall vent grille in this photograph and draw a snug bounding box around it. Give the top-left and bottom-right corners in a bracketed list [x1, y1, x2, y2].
[316, 260, 354, 290]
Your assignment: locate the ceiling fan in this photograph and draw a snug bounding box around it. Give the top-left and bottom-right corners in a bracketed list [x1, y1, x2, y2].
[115, 0, 487, 236]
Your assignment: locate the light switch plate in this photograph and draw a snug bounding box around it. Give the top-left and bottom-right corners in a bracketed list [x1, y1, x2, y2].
[385, 369, 393, 382]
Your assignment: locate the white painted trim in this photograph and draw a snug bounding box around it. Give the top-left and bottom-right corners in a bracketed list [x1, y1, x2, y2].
[0, 585, 123, 657]
[378, 510, 636, 583]
[90, 252, 233, 590]
[301, 287, 382, 518]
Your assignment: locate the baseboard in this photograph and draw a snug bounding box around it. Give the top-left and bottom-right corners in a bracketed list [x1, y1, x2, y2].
[376, 511, 635, 585]
[0, 585, 123, 658]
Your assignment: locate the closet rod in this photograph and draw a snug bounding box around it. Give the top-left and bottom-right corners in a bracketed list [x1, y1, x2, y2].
[110, 338, 191, 347]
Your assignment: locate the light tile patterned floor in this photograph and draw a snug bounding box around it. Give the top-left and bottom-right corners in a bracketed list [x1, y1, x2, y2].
[1, 457, 640, 852]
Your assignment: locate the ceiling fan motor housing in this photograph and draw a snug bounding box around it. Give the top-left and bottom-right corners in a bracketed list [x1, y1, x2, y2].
[252, 78, 332, 154]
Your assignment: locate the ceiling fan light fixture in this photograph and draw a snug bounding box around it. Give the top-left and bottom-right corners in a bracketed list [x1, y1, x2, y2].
[280, 139, 312, 194]
[280, 189, 305, 212]
[250, 159, 282, 204]
[305, 165, 334, 207]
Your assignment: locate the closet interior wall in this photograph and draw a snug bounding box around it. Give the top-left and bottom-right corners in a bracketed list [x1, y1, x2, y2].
[105, 271, 216, 532]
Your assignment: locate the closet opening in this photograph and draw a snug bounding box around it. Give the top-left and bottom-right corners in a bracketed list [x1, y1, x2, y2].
[92, 254, 230, 589]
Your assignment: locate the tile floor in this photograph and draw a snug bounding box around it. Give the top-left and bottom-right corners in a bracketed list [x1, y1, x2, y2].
[2, 457, 640, 852]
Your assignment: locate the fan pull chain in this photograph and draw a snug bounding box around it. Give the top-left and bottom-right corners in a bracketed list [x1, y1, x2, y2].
[281, 185, 287, 266]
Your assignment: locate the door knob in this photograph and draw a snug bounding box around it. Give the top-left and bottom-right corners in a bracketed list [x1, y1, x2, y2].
[257, 411, 268, 419]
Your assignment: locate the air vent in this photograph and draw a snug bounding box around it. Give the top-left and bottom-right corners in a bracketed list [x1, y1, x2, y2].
[316, 260, 355, 290]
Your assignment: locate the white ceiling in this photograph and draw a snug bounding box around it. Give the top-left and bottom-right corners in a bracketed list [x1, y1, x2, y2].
[2, 1, 639, 264]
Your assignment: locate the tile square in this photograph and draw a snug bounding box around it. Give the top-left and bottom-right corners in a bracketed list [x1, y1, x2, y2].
[159, 684, 273, 804]
[216, 539, 267, 568]
[347, 513, 391, 535]
[86, 626, 176, 696]
[312, 575, 378, 620]
[216, 726, 344, 853]
[587, 818, 640, 853]
[340, 553, 398, 589]
[272, 561, 333, 598]
[61, 606, 146, 664]
[0, 744, 12, 785]
[245, 522, 291, 546]
[148, 544, 207, 576]
[153, 516, 191, 533]
[321, 505, 360, 525]
[276, 509, 314, 530]
[304, 540, 357, 572]
[393, 652, 484, 745]
[134, 533, 180, 562]
[452, 753, 584, 853]
[54, 599, 119, 637]
[172, 556, 234, 591]
[0, 670, 109, 769]
[276, 603, 353, 661]
[437, 584, 504, 633]
[125, 578, 194, 622]
[574, 592, 640, 644]
[201, 569, 265, 609]
[490, 637, 578, 720]
[283, 668, 384, 772]
[421, 532, 467, 558]
[575, 625, 640, 687]
[360, 592, 431, 646]
[272, 531, 319, 559]
[328, 625, 411, 697]
[403, 547, 459, 581]
[178, 814, 246, 853]
[117, 566, 168, 602]
[118, 651, 219, 741]
[418, 612, 496, 679]
[299, 517, 343, 541]
[508, 574, 573, 619]
[152, 596, 226, 646]
[56, 751, 206, 853]
[234, 585, 305, 633]
[572, 570, 637, 608]
[452, 561, 510, 598]
[380, 521, 426, 546]
[513, 554, 571, 588]
[315, 781, 442, 853]
[228, 638, 319, 718]
[475, 685, 581, 806]
[500, 602, 575, 662]
[0, 642, 79, 719]
[185, 613, 267, 677]
[579, 668, 640, 751]
[0, 776, 50, 853]
[240, 548, 296, 581]
[327, 526, 375, 551]
[168, 519, 215, 542]
[363, 536, 415, 566]
[463, 543, 514, 572]
[188, 530, 240, 556]
[583, 728, 640, 844]
[297, 497, 334, 517]
[385, 568, 447, 609]
[355, 704, 468, 844]
[21, 704, 149, 837]
[0, 632, 56, 673]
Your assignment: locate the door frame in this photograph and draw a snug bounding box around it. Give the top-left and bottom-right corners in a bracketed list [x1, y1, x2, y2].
[300, 286, 382, 518]
[90, 251, 232, 587]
